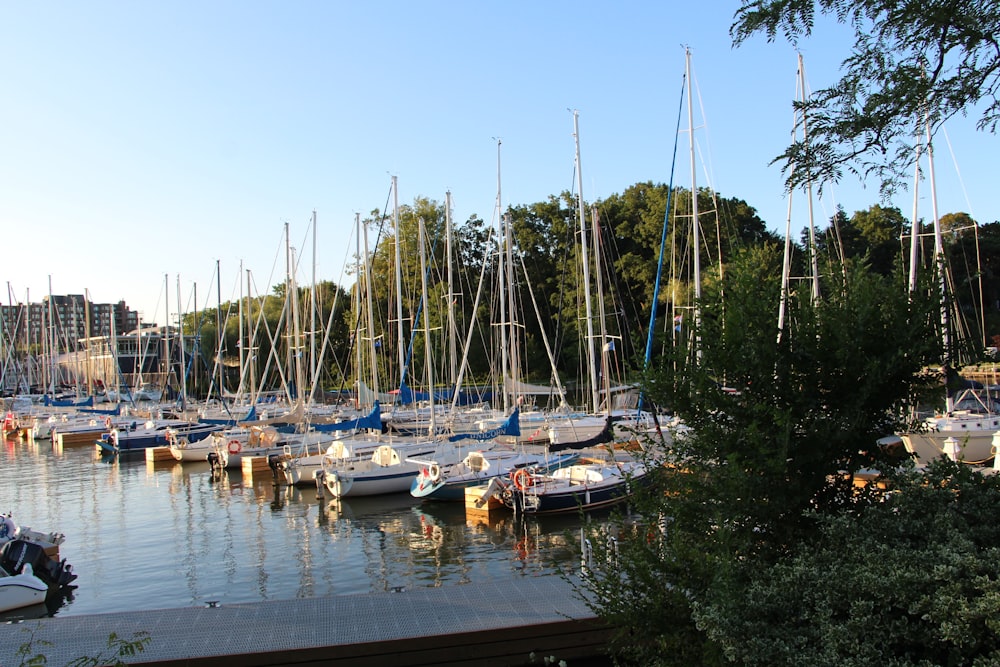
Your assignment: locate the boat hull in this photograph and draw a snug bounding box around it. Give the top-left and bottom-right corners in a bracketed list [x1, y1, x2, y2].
[0, 570, 47, 613]
[899, 430, 996, 465]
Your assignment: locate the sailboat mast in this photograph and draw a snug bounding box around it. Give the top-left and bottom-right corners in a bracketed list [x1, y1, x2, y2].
[798, 54, 821, 301]
[685, 50, 702, 357]
[362, 214, 380, 400]
[924, 116, 953, 411]
[238, 260, 245, 398]
[418, 217, 436, 434]
[593, 206, 613, 411]
[496, 139, 511, 414]
[286, 222, 306, 414]
[47, 275, 56, 394]
[573, 110, 599, 413]
[216, 259, 224, 400]
[445, 191, 458, 387]
[164, 273, 170, 392]
[907, 142, 923, 293]
[177, 275, 186, 409]
[392, 176, 406, 385]
[310, 209, 318, 390]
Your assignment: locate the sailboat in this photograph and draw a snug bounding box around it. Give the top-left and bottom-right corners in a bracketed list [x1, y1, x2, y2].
[896, 115, 994, 465]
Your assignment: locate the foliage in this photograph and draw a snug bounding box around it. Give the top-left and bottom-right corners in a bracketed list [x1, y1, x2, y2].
[575, 246, 943, 665]
[731, 0, 1000, 197]
[696, 459, 1000, 667]
[16, 629, 150, 667]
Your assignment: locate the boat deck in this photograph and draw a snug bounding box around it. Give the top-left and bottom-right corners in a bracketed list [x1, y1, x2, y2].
[0, 575, 610, 666]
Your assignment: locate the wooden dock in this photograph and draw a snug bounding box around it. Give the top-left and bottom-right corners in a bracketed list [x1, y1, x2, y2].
[0, 576, 611, 666]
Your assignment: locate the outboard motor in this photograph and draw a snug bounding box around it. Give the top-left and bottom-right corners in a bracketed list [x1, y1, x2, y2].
[207, 451, 222, 475]
[0, 539, 77, 590]
[267, 454, 284, 484]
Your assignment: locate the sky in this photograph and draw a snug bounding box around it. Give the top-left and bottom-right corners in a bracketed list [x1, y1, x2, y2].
[2, 1, 996, 324]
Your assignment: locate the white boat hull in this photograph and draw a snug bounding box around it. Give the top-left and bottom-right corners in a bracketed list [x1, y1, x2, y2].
[900, 430, 996, 465]
[0, 565, 48, 613]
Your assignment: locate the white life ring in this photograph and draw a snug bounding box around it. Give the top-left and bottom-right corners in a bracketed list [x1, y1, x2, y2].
[428, 464, 441, 482]
[105, 416, 113, 429]
[228, 440, 242, 455]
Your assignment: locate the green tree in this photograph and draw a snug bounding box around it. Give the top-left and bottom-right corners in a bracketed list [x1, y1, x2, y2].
[732, 0, 1000, 197]
[576, 246, 942, 665]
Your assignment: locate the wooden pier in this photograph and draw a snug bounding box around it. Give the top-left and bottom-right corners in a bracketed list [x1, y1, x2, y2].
[0, 576, 611, 666]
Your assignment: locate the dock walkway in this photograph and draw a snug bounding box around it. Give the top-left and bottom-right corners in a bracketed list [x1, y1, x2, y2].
[0, 575, 610, 666]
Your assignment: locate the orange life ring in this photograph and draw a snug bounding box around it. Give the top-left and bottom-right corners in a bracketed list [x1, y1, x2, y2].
[228, 440, 242, 455]
[511, 468, 533, 491]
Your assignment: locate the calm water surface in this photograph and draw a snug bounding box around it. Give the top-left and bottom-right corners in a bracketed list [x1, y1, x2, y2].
[1, 435, 601, 618]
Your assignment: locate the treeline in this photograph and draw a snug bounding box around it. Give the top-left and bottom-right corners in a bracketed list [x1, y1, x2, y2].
[184, 182, 997, 400]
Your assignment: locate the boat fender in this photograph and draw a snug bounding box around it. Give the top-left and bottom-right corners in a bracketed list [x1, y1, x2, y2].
[228, 440, 242, 455]
[429, 464, 441, 482]
[0, 516, 15, 541]
[511, 468, 534, 491]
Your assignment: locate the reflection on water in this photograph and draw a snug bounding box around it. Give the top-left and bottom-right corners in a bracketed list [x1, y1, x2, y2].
[1, 435, 612, 618]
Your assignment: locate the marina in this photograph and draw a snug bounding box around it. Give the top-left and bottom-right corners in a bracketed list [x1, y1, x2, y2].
[0, 433, 612, 621]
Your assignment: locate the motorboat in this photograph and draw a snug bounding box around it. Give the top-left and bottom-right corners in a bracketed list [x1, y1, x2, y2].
[485, 453, 648, 515]
[409, 447, 579, 501]
[0, 515, 76, 614]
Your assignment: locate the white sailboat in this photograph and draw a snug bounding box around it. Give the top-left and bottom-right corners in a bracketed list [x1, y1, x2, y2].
[897, 115, 993, 465]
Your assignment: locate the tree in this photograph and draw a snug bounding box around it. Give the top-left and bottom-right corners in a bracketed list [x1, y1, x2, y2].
[576, 246, 943, 665]
[732, 1, 1000, 197]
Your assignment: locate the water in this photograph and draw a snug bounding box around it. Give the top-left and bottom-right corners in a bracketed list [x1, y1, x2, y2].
[1, 436, 598, 618]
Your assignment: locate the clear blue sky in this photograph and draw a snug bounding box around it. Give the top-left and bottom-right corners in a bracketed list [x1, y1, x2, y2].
[2, 1, 995, 323]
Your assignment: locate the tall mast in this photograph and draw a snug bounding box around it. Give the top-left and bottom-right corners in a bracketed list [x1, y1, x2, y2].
[925, 116, 952, 410]
[593, 206, 612, 413]
[286, 222, 305, 414]
[216, 259, 223, 400]
[418, 217, 435, 434]
[573, 110, 599, 413]
[362, 214, 380, 400]
[495, 139, 511, 413]
[445, 191, 458, 387]
[907, 142, 923, 293]
[799, 54, 821, 301]
[164, 273, 170, 391]
[238, 260, 245, 398]
[685, 49, 702, 357]
[392, 176, 406, 385]
[246, 269, 256, 406]
[47, 275, 56, 394]
[310, 209, 318, 390]
[177, 275, 186, 409]
[354, 213, 364, 408]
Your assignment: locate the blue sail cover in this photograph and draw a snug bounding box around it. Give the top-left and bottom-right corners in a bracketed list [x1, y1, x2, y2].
[312, 401, 384, 433]
[43, 395, 95, 408]
[395, 381, 454, 406]
[395, 381, 493, 406]
[448, 408, 520, 442]
[202, 404, 258, 427]
[78, 403, 122, 416]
